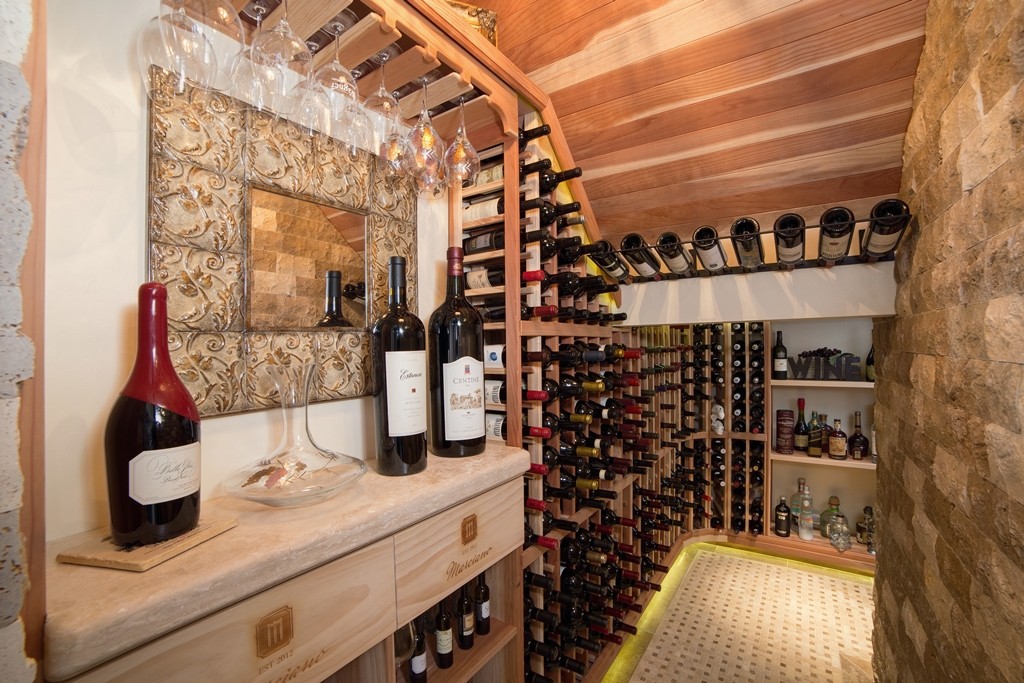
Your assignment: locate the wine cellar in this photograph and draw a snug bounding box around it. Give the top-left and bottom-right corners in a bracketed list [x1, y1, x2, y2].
[21, 1, 1024, 683]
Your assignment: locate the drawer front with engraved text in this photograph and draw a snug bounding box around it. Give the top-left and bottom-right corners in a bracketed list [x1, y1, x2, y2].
[394, 479, 522, 623]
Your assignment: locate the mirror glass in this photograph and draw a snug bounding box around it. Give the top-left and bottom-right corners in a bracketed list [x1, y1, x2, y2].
[249, 189, 367, 330]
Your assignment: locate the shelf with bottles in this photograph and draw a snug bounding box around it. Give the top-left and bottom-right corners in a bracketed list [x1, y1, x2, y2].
[772, 379, 875, 389]
[399, 619, 518, 683]
[754, 528, 876, 573]
[769, 451, 876, 470]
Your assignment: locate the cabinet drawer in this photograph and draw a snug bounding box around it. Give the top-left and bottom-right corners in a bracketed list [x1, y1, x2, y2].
[394, 479, 522, 623]
[72, 538, 396, 683]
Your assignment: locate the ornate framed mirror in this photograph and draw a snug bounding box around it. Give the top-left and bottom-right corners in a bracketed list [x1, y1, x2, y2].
[145, 70, 417, 416]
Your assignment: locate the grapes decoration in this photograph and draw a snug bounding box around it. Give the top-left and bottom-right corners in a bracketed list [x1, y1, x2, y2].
[797, 347, 842, 358]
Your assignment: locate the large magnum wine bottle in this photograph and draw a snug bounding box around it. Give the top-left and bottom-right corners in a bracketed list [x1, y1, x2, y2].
[104, 282, 200, 546]
[428, 247, 486, 457]
[371, 256, 427, 475]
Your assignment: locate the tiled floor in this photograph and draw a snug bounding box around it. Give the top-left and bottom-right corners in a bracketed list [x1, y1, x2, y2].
[603, 543, 874, 683]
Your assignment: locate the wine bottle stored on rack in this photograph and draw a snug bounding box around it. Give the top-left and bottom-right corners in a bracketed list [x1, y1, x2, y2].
[692, 225, 727, 272]
[861, 197, 910, 259]
[519, 123, 550, 146]
[818, 206, 856, 265]
[620, 233, 664, 280]
[428, 247, 485, 457]
[773, 213, 805, 267]
[104, 282, 200, 547]
[655, 232, 696, 276]
[589, 240, 633, 283]
[463, 195, 544, 224]
[730, 217, 764, 270]
[539, 166, 583, 194]
[371, 256, 427, 476]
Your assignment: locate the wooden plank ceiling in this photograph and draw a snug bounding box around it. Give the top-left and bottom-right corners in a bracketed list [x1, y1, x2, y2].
[473, 0, 928, 248]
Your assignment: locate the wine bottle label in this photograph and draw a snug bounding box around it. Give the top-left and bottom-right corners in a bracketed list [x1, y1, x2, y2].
[794, 434, 809, 449]
[629, 258, 658, 277]
[464, 231, 500, 254]
[478, 600, 490, 619]
[484, 379, 506, 404]
[830, 435, 848, 456]
[477, 163, 504, 185]
[776, 242, 804, 263]
[436, 628, 453, 654]
[820, 234, 852, 260]
[863, 230, 902, 255]
[442, 357, 485, 440]
[410, 651, 427, 674]
[462, 613, 474, 635]
[463, 198, 501, 223]
[695, 245, 725, 271]
[485, 413, 505, 438]
[483, 344, 505, 370]
[384, 350, 427, 437]
[773, 358, 788, 372]
[128, 442, 200, 505]
[660, 251, 691, 274]
[465, 269, 493, 289]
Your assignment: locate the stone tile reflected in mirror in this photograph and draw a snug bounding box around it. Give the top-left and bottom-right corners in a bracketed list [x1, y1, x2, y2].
[249, 189, 367, 330]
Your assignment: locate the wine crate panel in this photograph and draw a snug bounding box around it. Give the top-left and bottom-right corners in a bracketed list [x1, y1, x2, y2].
[394, 479, 522, 624]
[70, 538, 396, 683]
[629, 549, 873, 682]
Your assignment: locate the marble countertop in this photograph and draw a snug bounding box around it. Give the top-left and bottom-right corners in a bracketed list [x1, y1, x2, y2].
[44, 444, 529, 681]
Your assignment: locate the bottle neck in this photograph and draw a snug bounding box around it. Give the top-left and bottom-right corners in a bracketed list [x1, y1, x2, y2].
[325, 274, 342, 315]
[447, 258, 466, 298]
[389, 271, 408, 309]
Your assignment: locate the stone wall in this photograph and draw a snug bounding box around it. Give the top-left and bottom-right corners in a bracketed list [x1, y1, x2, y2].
[0, 0, 39, 679]
[873, 0, 1024, 681]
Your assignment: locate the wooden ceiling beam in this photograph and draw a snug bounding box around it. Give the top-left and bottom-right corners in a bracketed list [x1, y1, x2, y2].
[356, 45, 441, 99]
[397, 72, 473, 121]
[312, 12, 402, 73]
[263, 0, 353, 40]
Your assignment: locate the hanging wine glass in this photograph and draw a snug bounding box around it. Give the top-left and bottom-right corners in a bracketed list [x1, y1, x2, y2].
[137, 16, 185, 100]
[342, 100, 374, 161]
[157, 0, 245, 93]
[443, 98, 480, 188]
[250, 0, 312, 115]
[227, 2, 278, 113]
[288, 76, 332, 139]
[363, 47, 408, 182]
[313, 14, 358, 125]
[405, 79, 446, 196]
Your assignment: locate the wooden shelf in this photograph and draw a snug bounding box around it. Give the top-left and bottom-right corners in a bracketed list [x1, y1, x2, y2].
[401, 619, 517, 683]
[770, 451, 876, 470]
[466, 285, 504, 297]
[772, 379, 875, 389]
[463, 179, 504, 199]
[521, 321, 614, 338]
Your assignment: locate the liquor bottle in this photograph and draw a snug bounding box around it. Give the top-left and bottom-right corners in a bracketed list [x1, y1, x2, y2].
[798, 484, 815, 541]
[104, 282, 200, 546]
[730, 217, 764, 270]
[428, 247, 485, 457]
[519, 123, 550, 146]
[620, 233, 664, 280]
[865, 345, 876, 381]
[861, 197, 910, 259]
[315, 270, 353, 327]
[818, 495, 843, 538]
[771, 331, 788, 380]
[794, 398, 809, 452]
[456, 584, 475, 649]
[409, 618, 427, 683]
[789, 477, 807, 528]
[848, 411, 870, 460]
[539, 166, 583, 194]
[819, 413, 832, 457]
[434, 597, 454, 668]
[371, 256, 427, 475]
[692, 225, 727, 272]
[807, 410, 822, 457]
[773, 496, 791, 537]
[828, 418, 848, 460]
[773, 213, 805, 267]
[856, 506, 874, 545]
[655, 231, 696, 276]
[589, 240, 634, 283]
[817, 206, 856, 265]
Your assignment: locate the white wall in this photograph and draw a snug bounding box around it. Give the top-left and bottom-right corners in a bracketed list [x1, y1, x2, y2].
[45, 1, 448, 541]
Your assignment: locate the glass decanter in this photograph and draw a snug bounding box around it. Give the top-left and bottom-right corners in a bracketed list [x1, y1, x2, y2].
[224, 362, 365, 507]
[828, 512, 853, 553]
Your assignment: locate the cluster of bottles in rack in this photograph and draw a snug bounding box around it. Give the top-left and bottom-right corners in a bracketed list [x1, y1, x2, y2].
[595, 198, 912, 283]
[773, 478, 876, 555]
[777, 397, 874, 461]
[405, 573, 491, 681]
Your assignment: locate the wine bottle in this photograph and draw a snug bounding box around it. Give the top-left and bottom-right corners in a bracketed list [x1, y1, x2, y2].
[473, 574, 490, 635]
[464, 265, 505, 289]
[620, 233, 663, 280]
[435, 598, 454, 668]
[315, 270, 353, 327]
[589, 240, 634, 283]
[104, 282, 200, 547]
[428, 247, 485, 457]
[771, 330, 788, 380]
[794, 398, 809, 452]
[520, 158, 551, 180]
[655, 231, 696, 276]
[486, 413, 552, 440]
[409, 618, 427, 683]
[370, 256, 427, 476]
[557, 240, 604, 267]
[773, 213, 805, 267]
[483, 343, 550, 370]
[456, 584, 475, 649]
[692, 225, 727, 272]
[817, 206, 856, 265]
[861, 197, 910, 259]
[539, 166, 583, 194]
[462, 195, 544, 224]
[485, 379, 550, 404]
[519, 123, 550, 146]
[865, 345, 876, 381]
[730, 217, 764, 270]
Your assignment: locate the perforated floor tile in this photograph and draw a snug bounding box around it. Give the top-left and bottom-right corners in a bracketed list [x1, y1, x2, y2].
[625, 548, 873, 683]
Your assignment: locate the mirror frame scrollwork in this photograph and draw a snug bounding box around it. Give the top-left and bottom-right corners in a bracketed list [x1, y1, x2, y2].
[146, 69, 418, 416]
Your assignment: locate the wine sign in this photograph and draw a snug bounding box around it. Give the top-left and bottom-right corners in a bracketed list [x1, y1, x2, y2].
[788, 354, 862, 381]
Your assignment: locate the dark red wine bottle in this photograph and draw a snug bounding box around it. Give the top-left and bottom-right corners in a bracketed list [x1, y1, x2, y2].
[538, 166, 583, 194]
[457, 583, 475, 649]
[315, 270, 353, 327]
[370, 256, 427, 475]
[428, 247, 485, 457]
[104, 282, 200, 547]
[473, 573, 491, 635]
[435, 597, 454, 668]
